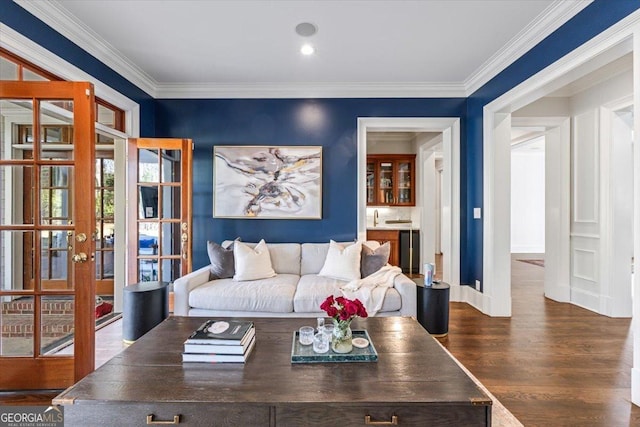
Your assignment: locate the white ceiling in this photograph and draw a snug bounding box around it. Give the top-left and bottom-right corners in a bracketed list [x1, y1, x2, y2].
[15, 0, 591, 98]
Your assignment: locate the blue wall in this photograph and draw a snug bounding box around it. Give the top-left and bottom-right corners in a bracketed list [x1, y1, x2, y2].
[154, 98, 466, 269]
[3, 0, 640, 286]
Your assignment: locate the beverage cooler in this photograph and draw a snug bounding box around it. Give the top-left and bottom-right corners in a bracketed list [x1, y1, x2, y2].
[399, 230, 420, 274]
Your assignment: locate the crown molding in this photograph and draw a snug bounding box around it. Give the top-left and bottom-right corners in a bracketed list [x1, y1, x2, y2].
[14, 0, 591, 100]
[15, 0, 158, 97]
[0, 23, 138, 111]
[154, 82, 467, 99]
[464, 0, 593, 96]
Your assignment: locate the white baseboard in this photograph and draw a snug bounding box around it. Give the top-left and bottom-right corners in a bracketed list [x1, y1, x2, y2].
[633, 368, 640, 406]
[450, 283, 491, 315]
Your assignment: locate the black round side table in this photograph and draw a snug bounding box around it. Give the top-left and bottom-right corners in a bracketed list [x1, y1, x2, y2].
[415, 280, 450, 337]
[123, 281, 170, 344]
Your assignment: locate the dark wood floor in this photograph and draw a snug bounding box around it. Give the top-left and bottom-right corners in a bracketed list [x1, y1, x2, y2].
[441, 256, 640, 426]
[3, 257, 640, 426]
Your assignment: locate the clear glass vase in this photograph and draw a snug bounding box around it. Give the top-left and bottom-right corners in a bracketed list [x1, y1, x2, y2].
[331, 319, 353, 353]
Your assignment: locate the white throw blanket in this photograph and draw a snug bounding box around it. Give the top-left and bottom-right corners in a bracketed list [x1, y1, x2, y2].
[340, 265, 402, 316]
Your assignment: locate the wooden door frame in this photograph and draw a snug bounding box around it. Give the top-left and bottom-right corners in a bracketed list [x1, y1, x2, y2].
[0, 81, 95, 389]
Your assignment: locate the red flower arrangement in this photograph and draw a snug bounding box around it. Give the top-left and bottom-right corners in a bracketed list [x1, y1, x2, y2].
[320, 295, 368, 322]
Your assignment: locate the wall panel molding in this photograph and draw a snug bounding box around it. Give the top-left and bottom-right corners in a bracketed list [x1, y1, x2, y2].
[572, 248, 598, 282]
[572, 109, 600, 224]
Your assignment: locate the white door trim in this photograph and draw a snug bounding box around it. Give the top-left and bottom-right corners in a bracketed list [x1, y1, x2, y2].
[600, 95, 634, 318]
[357, 117, 460, 290]
[418, 139, 438, 276]
[544, 118, 572, 304]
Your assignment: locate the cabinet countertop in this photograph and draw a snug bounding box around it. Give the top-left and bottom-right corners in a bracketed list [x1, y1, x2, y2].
[367, 225, 420, 231]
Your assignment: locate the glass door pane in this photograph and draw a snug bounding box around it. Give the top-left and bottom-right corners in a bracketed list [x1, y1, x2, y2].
[1, 99, 34, 160]
[0, 230, 34, 356]
[366, 162, 375, 205]
[95, 151, 115, 297]
[379, 162, 393, 205]
[397, 160, 412, 204]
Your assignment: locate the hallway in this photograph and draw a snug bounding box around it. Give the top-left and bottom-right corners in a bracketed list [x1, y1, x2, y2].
[442, 256, 638, 426]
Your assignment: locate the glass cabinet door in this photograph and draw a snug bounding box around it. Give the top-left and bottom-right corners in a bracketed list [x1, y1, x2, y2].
[366, 162, 375, 205]
[396, 160, 413, 205]
[379, 162, 393, 204]
[366, 155, 415, 206]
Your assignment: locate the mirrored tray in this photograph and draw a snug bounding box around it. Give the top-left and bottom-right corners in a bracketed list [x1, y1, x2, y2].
[291, 329, 378, 363]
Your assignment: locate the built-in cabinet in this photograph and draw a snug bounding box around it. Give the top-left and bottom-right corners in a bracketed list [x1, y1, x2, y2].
[367, 229, 420, 273]
[366, 229, 400, 267]
[367, 154, 416, 206]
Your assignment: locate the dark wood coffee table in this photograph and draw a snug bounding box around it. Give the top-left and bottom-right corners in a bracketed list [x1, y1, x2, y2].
[54, 317, 491, 426]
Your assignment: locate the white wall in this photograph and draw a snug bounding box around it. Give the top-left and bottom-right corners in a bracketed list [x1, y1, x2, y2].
[570, 69, 633, 115]
[514, 97, 571, 117]
[511, 148, 545, 253]
[366, 139, 415, 154]
[416, 133, 443, 271]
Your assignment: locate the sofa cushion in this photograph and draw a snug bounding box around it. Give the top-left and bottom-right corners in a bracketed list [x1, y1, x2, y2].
[233, 239, 276, 281]
[318, 240, 362, 281]
[293, 274, 402, 313]
[207, 241, 235, 280]
[224, 241, 301, 275]
[300, 243, 331, 275]
[293, 274, 345, 313]
[189, 274, 299, 313]
[300, 241, 382, 275]
[266, 243, 301, 275]
[361, 241, 390, 278]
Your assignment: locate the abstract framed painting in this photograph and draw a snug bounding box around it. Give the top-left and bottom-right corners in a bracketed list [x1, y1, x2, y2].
[213, 146, 322, 219]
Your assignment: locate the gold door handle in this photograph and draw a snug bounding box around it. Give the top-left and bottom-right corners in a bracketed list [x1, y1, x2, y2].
[146, 414, 180, 425]
[71, 252, 88, 263]
[181, 232, 188, 260]
[364, 415, 398, 425]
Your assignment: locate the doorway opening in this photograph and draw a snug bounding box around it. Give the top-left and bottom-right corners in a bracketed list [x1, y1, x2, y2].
[357, 117, 461, 293]
[510, 131, 545, 280]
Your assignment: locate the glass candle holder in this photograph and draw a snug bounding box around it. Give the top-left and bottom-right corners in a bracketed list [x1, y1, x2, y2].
[312, 332, 329, 353]
[299, 326, 314, 345]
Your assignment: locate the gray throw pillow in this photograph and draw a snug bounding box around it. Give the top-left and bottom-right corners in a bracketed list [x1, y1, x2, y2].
[207, 240, 235, 280]
[360, 242, 390, 278]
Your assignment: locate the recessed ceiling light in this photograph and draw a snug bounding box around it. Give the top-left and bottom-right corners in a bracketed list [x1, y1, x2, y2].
[301, 44, 315, 56]
[295, 22, 318, 37]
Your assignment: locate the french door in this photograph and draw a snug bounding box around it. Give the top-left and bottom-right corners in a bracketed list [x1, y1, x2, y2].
[127, 139, 192, 285]
[0, 81, 95, 389]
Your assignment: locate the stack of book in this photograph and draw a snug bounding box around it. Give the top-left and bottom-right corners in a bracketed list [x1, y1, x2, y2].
[182, 319, 255, 363]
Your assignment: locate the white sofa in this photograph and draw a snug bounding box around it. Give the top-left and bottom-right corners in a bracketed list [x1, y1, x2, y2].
[173, 241, 417, 318]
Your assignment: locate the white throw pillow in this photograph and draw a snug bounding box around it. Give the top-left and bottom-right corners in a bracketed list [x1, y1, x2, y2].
[318, 240, 363, 281]
[233, 239, 276, 281]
